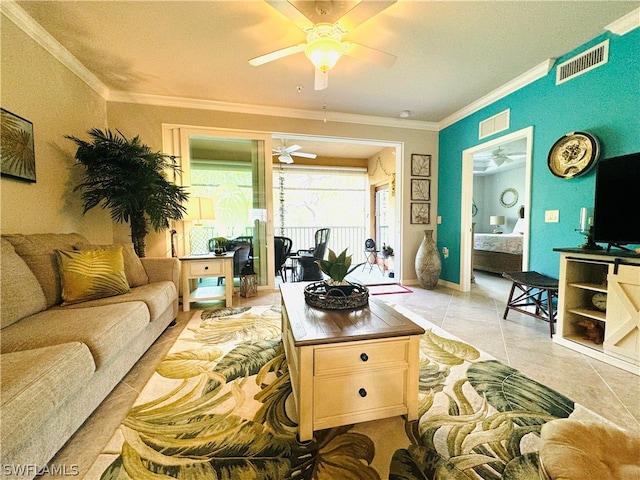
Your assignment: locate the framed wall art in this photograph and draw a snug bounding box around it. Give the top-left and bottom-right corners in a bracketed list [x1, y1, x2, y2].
[411, 153, 430, 177]
[410, 203, 430, 224]
[1, 108, 36, 182]
[411, 178, 431, 201]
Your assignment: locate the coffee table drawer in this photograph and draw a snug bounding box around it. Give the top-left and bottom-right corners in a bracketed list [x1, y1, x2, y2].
[314, 338, 409, 374]
[189, 261, 224, 276]
[314, 368, 407, 422]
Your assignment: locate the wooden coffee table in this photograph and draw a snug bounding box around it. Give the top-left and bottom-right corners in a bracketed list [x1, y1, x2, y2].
[280, 282, 425, 442]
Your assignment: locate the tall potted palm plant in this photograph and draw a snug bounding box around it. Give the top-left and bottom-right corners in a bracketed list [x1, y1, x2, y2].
[66, 128, 189, 257]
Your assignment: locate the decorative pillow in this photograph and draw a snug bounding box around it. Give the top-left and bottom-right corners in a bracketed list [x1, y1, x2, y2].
[91, 243, 149, 287]
[56, 246, 130, 305]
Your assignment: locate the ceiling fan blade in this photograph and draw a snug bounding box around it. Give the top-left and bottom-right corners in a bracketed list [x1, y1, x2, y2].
[291, 151, 317, 159]
[285, 144, 303, 153]
[336, 0, 397, 32]
[249, 43, 305, 66]
[314, 68, 329, 90]
[343, 42, 396, 67]
[264, 0, 314, 29]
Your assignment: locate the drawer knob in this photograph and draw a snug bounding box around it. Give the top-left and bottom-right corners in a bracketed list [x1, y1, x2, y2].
[359, 388, 367, 398]
[204, 266, 209, 270]
[360, 353, 368, 362]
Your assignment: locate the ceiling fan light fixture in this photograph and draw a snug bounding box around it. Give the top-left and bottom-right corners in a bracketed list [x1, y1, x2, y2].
[305, 37, 343, 72]
[278, 154, 294, 164]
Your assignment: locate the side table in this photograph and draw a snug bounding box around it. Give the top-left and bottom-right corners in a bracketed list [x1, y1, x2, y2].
[179, 253, 234, 311]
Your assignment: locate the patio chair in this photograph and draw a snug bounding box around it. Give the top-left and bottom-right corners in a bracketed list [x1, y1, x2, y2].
[274, 236, 293, 282]
[362, 238, 383, 274]
[297, 228, 330, 281]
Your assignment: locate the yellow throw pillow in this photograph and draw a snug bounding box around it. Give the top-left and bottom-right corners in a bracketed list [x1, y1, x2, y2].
[56, 246, 130, 305]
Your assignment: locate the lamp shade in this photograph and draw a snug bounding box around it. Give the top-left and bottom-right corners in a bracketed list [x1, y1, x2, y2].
[490, 215, 505, 226]
[184, 197, 215, 221]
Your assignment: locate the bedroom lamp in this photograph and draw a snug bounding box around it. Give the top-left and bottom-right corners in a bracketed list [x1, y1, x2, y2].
[184, 197, 215, 255]
[490, 215, 505, 234]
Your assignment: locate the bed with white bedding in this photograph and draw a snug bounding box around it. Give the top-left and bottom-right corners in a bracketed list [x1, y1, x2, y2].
[473, 218, 525, 274]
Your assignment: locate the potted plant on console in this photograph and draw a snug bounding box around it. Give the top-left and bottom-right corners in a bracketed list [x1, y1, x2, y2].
[316, 248, 364, 295]
[304, 248, 369, 309]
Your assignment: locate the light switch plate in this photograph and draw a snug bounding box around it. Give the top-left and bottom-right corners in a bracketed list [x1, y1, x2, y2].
[545, 210, 559, 223]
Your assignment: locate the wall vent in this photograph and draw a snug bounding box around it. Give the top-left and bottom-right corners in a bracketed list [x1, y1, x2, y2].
[556, 40, 609, 85]
[479, 109, 510, 140]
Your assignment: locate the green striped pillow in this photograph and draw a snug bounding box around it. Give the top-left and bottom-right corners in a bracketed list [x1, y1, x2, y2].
[56, 246, 130, 305]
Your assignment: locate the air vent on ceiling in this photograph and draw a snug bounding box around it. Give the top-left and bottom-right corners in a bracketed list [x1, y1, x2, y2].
[479, 109, 510, 140]
[556, 40, 609, 85]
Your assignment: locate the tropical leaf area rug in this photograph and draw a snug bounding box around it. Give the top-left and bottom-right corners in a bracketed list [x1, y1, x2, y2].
[92, 304, 606, 480]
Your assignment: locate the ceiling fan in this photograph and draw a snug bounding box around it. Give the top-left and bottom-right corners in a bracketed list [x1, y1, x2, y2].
[273, 142, 317, 164]
[249, 0, 397, 90]
[476, 147, 526, 167]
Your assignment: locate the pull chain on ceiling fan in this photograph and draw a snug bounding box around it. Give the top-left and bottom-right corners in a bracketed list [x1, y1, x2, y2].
[249, 0, 397, 90]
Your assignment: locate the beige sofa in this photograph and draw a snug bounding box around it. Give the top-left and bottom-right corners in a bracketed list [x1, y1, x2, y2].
[0, 233, 179, 479]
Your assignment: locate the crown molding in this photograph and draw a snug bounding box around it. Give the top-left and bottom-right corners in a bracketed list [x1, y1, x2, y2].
[5, 0, 635, 133]
[107, 91, 439, 131]
[438, 59, 555, 130]
[605, 7, 640, 35]
[1, 0, 109, 98]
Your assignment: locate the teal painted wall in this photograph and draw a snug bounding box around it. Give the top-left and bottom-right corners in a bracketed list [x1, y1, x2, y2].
[438, 28, 640, 284]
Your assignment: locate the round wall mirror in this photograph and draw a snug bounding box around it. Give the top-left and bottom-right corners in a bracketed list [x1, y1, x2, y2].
[500, 188, 519, 208]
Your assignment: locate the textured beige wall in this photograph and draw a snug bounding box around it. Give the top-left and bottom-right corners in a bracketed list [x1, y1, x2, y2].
[107, 103, 438, 281]
[1, 17, 112, 244]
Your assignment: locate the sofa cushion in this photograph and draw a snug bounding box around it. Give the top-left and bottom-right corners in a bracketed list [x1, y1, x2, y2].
[56, 246, 130, 305]
[63, 281, 177, 322]
[118, 243, 149, 287]
[91, 243, 149, 287]
[0, 302, 149, 369]
[1, 238, 47, 329]
[2, 233, 92, 308]
[0, 342, 95, 455]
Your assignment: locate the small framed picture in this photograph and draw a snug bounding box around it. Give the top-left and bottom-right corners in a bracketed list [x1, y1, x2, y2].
[411, 153, 431, 177]
[411, 179, 430, 201]
[1, 108, 36, 182]
[411, 203, 430, 224]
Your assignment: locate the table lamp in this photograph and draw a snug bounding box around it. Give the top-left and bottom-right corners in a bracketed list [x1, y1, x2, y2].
[490, 215, 505, 234]
[184, 197, 215, 254]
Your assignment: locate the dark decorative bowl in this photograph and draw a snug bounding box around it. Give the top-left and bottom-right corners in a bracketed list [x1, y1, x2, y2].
[303, 281, 369, 310]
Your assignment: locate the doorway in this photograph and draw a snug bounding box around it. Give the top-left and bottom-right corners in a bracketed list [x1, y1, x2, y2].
[271, 133, 403, 279]
[460, 126, 533, 292]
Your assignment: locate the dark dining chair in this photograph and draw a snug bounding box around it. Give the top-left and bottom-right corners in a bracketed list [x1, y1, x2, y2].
[274, 236, 293, 282]
[216, 238, 253, 286]
[297, 228, 331, 281]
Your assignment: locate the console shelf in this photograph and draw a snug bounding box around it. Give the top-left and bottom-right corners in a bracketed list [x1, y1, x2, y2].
[554, 249, 640, 375]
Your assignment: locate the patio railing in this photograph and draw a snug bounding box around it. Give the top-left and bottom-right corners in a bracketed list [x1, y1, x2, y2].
[203, 225, 375, 264]
[277, 226, 367, 263]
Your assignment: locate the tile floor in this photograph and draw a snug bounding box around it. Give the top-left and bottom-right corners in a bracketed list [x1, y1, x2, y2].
[41, 271, 640, 479]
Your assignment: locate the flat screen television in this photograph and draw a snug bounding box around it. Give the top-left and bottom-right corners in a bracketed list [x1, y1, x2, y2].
[592, 151, 640, 250]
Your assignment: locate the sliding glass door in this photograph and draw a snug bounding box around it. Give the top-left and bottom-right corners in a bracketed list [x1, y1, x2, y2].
[163, 126, 273, 289]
